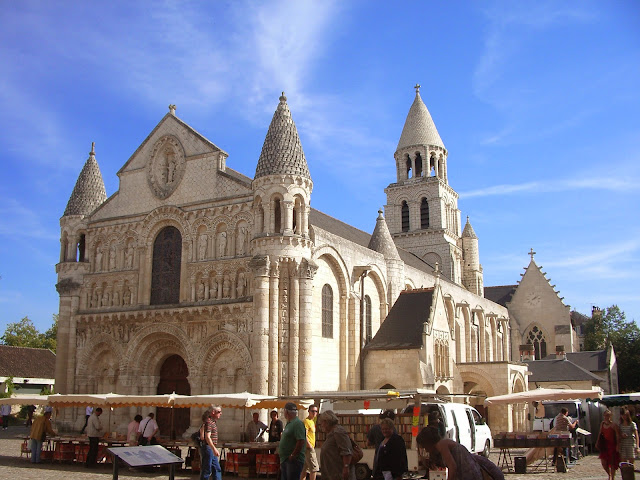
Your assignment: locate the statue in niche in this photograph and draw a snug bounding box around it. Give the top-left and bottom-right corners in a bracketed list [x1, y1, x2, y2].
[125, 244, 134, 268]
[209, 277, 217, 299]
[197, 281, 205, 301]
[163, 147, 177, 184]
[109, 244, 117, 270]
[101, 290, 110, 307]
[236, 227, 246, 255]
[198, 234, 207, 261]
[236, 272, 246, 297]
[123, 286, 131, 305]
[223, 276, 231, 298]
[218, 231, 227, 257]
[91, 290, 99, 308]
[95, 248, 103, 272]
[113, 290, 120, 306]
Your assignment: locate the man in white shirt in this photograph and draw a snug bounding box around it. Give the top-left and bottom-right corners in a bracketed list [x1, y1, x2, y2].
[80, 405, 93, 434]
[85, 407, 104, 468]
[138, 412, 159, 445]
[246, 412, 267, 442]
[1, 404, 11, 430]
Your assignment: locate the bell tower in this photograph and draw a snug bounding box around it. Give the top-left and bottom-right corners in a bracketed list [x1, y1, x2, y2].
[384, 85, 463, 284]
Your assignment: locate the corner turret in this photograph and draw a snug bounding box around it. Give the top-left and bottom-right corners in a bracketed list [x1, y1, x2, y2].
[461, 216, 483, 296]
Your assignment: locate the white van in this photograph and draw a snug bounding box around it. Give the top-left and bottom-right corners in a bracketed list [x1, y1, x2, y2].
[404, 402, 492, 457]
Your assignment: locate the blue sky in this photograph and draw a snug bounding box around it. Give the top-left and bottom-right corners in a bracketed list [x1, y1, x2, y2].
[1, 0, 639, 335]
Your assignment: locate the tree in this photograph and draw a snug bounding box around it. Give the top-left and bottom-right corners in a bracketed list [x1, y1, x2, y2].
[1, 315, 57, 352]
[583, 305, 640, 392]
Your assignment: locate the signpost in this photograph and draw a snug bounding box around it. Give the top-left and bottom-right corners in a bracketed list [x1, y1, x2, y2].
[107, 445, 184, 480]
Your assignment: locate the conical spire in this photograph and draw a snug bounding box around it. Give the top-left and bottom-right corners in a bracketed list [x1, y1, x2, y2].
[462, 216, 477, 239]
[63, 142, 107, 216]
[255, 92, 311, 180]
[397, 85, 445, 151]
[368, 209, 401, 261]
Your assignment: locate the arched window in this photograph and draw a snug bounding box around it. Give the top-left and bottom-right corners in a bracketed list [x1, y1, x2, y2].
[274, 198, 282, 233]
[322, 284, 333, 338]
[415, 153, 423, 177]
[364, 295, 372, 343]
[527, 326, 547, 360]
[150, 226, 182, 305]
[405, 155, 412, 179]
[420, 198, 429, 229]
[78, 234, 86, 262]
[401, 201, 409, 232]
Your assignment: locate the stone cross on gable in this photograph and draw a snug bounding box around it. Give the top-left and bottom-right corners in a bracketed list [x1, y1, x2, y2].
[168, 104, 176, 115]
[529, 248, 536, 261]
[414, 83, 421, 94]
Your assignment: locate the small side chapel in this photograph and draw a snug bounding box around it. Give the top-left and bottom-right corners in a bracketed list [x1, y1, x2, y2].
[54, 87, 557, 438]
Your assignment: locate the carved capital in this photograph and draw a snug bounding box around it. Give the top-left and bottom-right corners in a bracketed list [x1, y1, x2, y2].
[299, 258, 318, 280]
[56, 277, 82, 295]
[248, 254, 270, 277]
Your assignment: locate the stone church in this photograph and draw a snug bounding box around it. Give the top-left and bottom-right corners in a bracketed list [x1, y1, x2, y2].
[55, 87, 588, 437]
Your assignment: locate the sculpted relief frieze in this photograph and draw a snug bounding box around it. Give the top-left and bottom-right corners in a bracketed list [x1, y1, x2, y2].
[147, 135, 186, 199]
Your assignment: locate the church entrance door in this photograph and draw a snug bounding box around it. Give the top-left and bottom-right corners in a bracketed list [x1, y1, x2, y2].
[157, 354, 190, 439]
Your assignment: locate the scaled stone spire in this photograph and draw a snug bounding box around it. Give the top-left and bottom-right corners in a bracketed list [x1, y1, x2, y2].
[397, 85, 445, 152]
[255, 92, 311, 180]
[368, 209, 401, 261]
[63, 142, 107, 216]
[462, 216, 477, 239]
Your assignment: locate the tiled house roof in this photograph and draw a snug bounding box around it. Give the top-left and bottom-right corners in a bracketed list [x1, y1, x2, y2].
[0, 345, 56, 379]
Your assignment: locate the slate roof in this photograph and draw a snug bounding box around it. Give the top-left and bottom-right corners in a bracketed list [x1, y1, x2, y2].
[566, 351, 608, 372]
[484, 285, 517, 307]
[365, 289, 434, 350]
[0, 345, 56, 379]
[570, 310, 590, 327]
[397, 90, 445, 151]
[526, 358, 603, 383]
[64, 144, 107, 216]
[255, 93, 311, 180]
[309, 209, 438, 275]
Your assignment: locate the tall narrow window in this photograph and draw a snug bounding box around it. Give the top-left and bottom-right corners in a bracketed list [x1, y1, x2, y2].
[405, 156, 412, 179]
[274, 199, 282, 233]
[150, 226, 182, 305]
[364, 295, 372, 343]
[78, 234, 86, 262]
[415, 153, 423, 177]
[322, 284, 333, 338]
[420, 198, 429, 229]
[401, 201, 409, 232]
[527, 326, 547, 360]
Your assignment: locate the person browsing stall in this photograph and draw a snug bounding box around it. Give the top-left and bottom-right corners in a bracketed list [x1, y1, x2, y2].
[279, 402, 306, 480]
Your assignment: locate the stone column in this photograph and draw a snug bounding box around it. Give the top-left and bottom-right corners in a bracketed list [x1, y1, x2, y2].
[268, 260, 279, 395]
[268, 201, 275, 234]
[301, 205, 310, 237]
[298, 258, 317, 395]
[249, 256, 270, 395]
[283, 201, 294, 235]
[289, 262, 299, 395]
[339, 293, 348, 390]
[477, 311, 486, 362]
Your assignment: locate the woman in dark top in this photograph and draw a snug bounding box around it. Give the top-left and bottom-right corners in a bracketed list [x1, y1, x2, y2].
[374, 418, 407, 480]
[268, 410, 283, 442]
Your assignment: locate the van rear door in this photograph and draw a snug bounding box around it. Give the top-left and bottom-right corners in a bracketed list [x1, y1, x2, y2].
[451, 407, 472, 451]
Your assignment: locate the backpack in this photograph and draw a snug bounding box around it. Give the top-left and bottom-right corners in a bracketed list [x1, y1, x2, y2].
[350, 437, 363, 464]
[191, 424, 203, 447]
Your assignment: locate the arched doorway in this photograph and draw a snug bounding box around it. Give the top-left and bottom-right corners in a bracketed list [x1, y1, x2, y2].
[156, 354, 190, 438]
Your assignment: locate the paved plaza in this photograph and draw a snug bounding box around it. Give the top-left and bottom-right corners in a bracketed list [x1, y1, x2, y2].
[0, 426, 610, 480]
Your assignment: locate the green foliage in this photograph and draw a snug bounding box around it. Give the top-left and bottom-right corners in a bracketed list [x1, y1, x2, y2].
[1, 377, 15, 399]
[1, 315, 57, 352]
[583, 305, 640, 392]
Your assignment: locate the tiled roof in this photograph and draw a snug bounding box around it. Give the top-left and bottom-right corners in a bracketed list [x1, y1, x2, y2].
[368, 210, 401, 261]
[526, 358, 603, 383]
[484, 285, 517, 307]
[365, 289, 433, 350]
[566, 350, 608, 372]
[0, 345, 56, 379]
[255, 93, 310, 180]
[462, 217, 477, 239]
[64, 144, 107, 216]
[397, 90, 445, 151]
[570, 311, 590, 327]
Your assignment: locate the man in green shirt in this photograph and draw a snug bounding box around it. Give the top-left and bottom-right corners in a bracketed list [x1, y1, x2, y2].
[278, 402, 306, 480]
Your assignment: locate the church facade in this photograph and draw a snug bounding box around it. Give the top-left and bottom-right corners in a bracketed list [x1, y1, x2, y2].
[55, 88, 555, 437]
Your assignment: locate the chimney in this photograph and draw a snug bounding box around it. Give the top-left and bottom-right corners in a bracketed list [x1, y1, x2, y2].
[519, 343, 535, 362]
[592, 306, 602, 319]
[556, 345, 566, 360]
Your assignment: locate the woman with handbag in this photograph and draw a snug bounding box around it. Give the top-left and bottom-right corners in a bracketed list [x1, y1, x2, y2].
[373, 418, 407, 480]
[619, 408, 638, 465]
[598, 409, 621, 480]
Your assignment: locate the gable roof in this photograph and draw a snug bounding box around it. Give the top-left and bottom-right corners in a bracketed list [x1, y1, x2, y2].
[365, 289, 434, 350]
[566, 350, 609, 372]
[526, 358, 603, 383]
[0, 346, 56, 379]
[484, 285, 517, 307]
